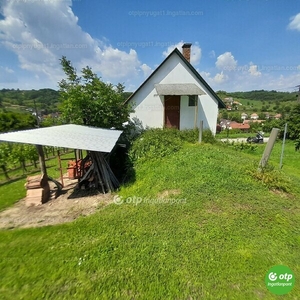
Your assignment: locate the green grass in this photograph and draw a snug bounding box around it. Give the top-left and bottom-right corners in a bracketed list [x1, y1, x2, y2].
[0, 143, 299, 299]
[242, 140, 300, 178]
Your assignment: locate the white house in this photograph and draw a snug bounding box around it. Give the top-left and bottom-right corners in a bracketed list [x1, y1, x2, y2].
[250, 113, 259, 120]
[241, 112, 248, 120]
[125, 43, 225, 133]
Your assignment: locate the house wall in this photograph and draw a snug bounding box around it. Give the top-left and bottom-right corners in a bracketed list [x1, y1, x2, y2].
[179, 95, 197, 129]
[128, 52, 219, 132]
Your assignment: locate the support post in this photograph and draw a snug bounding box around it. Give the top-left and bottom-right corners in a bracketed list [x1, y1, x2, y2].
[35, 144, 48, 178]
[258, 128, 279, 170]
[198, 120, 203, 143]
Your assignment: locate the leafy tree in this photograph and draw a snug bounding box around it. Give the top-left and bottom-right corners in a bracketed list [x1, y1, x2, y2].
[286, 104, 300, 140]
[24, 144, 39, 168]
[262, 119, 284, 133]
[58, 56, 132, 129]
[10, 144, 27, 173]
[0, 95, 4, 111]
[0, 112, 36, 133]
[0, 143, 12, 180]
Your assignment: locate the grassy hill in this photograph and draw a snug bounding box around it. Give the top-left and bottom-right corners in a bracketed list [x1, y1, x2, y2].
[217, 90, 299, 116]
[0, 88, 60, 114]
[0, 137, 299, 299]
[0, 89, 133, 115]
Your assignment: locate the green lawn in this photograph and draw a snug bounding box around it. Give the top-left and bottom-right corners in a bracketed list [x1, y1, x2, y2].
[0, 142, 299, 299]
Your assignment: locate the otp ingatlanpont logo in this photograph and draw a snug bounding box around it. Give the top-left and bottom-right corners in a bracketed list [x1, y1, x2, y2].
[268, 272, 277, 281]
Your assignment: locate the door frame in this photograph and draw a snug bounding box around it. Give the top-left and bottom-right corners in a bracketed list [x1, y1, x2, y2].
[164, 95, 180, 129]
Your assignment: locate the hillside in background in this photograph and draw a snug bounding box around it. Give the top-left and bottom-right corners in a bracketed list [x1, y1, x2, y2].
[0, 88, 298, 117]
[0, 88, 60, 115]
[217, 90, 299, 118]
[217, 89, 298, 102]
[0, 89, 134, 115]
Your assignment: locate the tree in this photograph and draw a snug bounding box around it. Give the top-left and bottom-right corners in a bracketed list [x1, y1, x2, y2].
[286, 103, 300, 140]
[10, 144, 28, 174]
[0, 143, 12, 180]
[58, 56, 132, 129]
[0, 112, 36, 133]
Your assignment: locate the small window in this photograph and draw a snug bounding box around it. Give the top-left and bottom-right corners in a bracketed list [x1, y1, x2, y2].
[188, 95, 197, 106]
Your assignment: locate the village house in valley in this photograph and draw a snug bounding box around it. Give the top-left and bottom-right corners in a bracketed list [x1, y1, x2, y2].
[125, 43, 225, 133]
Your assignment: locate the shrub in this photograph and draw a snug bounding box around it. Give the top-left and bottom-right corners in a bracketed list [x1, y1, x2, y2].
[178, 129, 198, 143]
[202, 129, 218, 144]
[129, 128, 183, 161]
[249, 164, 291, 193]
[129, 128, 218, 162]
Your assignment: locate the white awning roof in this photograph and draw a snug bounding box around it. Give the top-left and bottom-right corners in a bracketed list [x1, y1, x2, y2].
[0, 124, 122, 153]
[155, 83, 206, 96]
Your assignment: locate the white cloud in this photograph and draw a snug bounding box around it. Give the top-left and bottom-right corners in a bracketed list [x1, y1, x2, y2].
[162, 40, 201, 65]
[288, 13, 300, 31]
[0, 0, 151, 89]
[140, 63, 153, 77]
[198, 53, 300, 92]
[215, 52, 237, 71]
[248, 62, 261, 77]
[214, 72, 228, 84]
[199, 71, 211, 79]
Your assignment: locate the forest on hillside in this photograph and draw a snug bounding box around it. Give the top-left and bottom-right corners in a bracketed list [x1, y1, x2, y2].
[217, 89, 298, 102]
[1, 88, 297, 109]
[0, 88, 298, 118]
[0, 89, 133, 114]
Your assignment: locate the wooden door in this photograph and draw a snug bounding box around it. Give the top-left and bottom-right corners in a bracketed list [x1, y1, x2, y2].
[164, 95, 180, 129]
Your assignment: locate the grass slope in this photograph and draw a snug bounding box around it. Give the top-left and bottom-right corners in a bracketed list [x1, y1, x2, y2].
[0, 143, 299, 299]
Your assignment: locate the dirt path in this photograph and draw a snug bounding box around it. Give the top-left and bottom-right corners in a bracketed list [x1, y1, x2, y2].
[0, 178, 113, 229]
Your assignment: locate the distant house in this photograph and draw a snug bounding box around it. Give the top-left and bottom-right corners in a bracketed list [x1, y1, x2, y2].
[219, 119, 250, 132]
[244, 119, 265, 124]
[224, 97, 233, 105]
[125, 43, 225, 132]
[229, 121, 250, 132]
[241, 113, 248, 120]
[274, 113, 282, 119]
[219, 119, 231, 130]
[250, 113, 259, 120]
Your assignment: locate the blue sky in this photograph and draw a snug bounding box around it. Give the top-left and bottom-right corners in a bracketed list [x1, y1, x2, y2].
[0, 0, 299, 92]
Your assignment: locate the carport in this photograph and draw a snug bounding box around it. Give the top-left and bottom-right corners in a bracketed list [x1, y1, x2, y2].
[0, 124, 123, 203]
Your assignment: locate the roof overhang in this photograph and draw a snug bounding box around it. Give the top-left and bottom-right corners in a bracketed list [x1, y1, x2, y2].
[155, 83, 206, 96]
[0, 124, 122, 153]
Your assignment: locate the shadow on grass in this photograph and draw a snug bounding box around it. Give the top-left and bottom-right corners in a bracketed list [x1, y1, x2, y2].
[0, 169, 43, 187]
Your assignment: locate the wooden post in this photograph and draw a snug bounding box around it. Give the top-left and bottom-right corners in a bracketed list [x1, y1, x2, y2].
[35, 144, 48, 178]
[198, 120, 203, 143]
[258, 128, 279, 170]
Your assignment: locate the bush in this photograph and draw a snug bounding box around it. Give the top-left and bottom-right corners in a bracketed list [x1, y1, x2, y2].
[201, 129, 218, 144]
[129, 128, 217, 162]
[129, 128, 182, 161]
[249, 164, 291, 193]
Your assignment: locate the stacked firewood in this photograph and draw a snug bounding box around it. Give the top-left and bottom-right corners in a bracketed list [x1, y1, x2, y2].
[25, 174, 50, 206]
[78, 151, 119, 193]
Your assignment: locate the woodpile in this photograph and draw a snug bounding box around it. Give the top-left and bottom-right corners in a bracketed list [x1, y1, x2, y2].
[78, 151, 119, 193]
[25, 174, 50, 206]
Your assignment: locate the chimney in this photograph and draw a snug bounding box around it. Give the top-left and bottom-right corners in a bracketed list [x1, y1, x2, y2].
[182, 43, 192, 63]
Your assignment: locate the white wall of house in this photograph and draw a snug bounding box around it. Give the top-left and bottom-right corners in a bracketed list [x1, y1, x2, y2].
[128, 52, 219, 132]
[179, 95, 196, 129]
